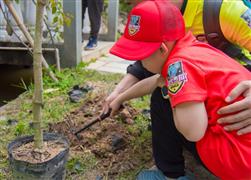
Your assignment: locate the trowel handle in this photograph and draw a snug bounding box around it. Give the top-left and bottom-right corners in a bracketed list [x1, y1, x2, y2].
[100, 108, 112, 120]
[100, 105, 124, 120]
[74, 105, 124, 136]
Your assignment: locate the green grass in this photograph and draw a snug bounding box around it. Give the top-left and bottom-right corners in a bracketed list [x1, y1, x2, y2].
[66, 153, 97, 177]
[0, 62, 152, 179]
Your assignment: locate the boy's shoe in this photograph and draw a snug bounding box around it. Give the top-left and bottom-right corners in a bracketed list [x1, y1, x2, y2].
[84, 36, 97, 50]
[136, 169, 195, 180]
[136, 169, 167, 180]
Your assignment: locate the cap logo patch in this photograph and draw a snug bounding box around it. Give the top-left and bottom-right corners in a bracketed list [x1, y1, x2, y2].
[128, 15, 141, 36]
[241, 9, 251, 28]
[167, 61, 187, 94]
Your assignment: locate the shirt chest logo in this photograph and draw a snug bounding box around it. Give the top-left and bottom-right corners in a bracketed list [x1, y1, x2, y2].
[128, 15, 141, 36]
[167, 61, 187, 94]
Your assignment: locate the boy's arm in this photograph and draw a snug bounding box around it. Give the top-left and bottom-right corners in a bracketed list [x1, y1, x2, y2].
[102, 61, 153, 114]
[102, 73, 139, 114]
[118, 74, 161, 102]
[109, 74, 161, 115]
[173, 101, 208, 142]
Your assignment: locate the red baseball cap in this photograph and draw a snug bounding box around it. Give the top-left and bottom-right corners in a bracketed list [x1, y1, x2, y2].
[110, 0, 185, 60]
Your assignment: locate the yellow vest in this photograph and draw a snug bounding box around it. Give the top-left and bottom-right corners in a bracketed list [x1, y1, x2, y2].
[183, 0, 251, 58]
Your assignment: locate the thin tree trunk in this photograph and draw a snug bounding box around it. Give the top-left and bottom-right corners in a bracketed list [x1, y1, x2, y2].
[33, 0, 48, 150]
[3, 0, 58, 82]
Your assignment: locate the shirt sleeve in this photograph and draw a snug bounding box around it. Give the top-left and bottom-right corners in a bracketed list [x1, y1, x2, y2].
[165, 59, 207, 107]
[127, 61, 155, 80]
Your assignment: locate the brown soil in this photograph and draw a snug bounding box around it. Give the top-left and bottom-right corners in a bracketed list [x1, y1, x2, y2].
[49, 96, 138, 147]
[49, 91, 153, 179]
[12, 140, 67, 164]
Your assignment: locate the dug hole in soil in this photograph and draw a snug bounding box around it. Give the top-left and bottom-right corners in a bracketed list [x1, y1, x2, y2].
[8, 133, 69, 180]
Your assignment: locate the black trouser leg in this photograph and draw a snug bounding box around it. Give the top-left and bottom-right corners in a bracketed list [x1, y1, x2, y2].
[82, 0, 88, 29]
[151, 88, 185, 178]
[87, 0, 104, 38]
[151, 88, 202, 178]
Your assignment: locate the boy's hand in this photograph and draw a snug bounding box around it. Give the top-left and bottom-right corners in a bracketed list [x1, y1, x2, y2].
[217, 80, 251, 135]
[110, 98, 123, 116]
[102, 91, 119, 115]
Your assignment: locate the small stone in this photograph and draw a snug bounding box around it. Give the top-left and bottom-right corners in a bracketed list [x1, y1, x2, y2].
[7, 119, 18, 125]
[29, 122, 34, 128]
[125, 118, 134, 124]
[68, 85, 93, 103]
[96, 175, 103, 180]
[69, 90, 84, 103]
[111, 134, 126, 152]
[0, 116, 6, 121]
[141, 109, 151, 120]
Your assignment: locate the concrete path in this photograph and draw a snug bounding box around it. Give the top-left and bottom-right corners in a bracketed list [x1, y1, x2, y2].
[86, 54, 133, 74]
[82, 41, 114, 62]
[82, 41, 133, 74]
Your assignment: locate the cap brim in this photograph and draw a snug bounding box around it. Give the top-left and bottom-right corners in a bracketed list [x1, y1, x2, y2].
[110, 36, 162, 60]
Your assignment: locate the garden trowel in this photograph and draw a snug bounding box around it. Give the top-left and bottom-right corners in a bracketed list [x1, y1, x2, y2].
[74, 108, 112, 139]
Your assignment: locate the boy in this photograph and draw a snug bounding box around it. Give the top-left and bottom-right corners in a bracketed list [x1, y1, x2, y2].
[103, 0, 251, 177]
[109, 0, 251, 179]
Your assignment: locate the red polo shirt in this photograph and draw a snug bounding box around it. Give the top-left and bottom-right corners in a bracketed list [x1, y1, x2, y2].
[162, 32, 251, 179]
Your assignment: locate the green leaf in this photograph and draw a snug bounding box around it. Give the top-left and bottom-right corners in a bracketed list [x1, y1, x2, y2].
[53, 16, 58, 23]
[15, 122, 25, 136]
[50, 0, 56, 8]
[52, 6, 57, 14]
[55, 26, 59, 32]
[64, 15, 72, 27]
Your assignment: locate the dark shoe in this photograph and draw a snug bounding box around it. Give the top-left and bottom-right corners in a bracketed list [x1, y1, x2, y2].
[84, 37, 97, 50]
[136, 169, 167, 180]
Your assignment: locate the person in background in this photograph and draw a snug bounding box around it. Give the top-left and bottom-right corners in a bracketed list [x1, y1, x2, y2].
[82, 0, 104, 50]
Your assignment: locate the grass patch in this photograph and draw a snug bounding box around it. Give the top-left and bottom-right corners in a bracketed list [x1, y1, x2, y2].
[66, 152, 97, 176]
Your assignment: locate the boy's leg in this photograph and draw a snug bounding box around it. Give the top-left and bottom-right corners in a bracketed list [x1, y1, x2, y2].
[182, 137, 203, 165]
[150, 88, 185, 178]
[181, 137, 208, 172]
[151, 88, 206, 176]
[87, 0, 104, 39]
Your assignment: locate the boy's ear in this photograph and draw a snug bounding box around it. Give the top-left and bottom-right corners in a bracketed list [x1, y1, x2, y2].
[160, 42, 169, 56]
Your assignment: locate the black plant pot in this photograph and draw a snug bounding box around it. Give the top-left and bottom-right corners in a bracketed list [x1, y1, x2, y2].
[8, 133, 69, 180]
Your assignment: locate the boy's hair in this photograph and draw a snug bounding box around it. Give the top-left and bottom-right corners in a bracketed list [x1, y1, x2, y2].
[110, 0, 185, 60]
